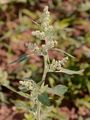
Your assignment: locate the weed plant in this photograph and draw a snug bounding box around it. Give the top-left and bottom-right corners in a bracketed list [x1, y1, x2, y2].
[0, 6, 84, 120]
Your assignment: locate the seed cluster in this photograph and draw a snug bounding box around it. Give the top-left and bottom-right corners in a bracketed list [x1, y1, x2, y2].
[49, 57, 68, 72]
[19, 80, 36, 91]
[28, 6, 57, 56]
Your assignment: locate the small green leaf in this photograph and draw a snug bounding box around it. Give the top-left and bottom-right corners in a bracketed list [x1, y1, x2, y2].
[60, 68, 84, 75]
[19, 86, 29, 92]
[0, 91, 7, 103]
[47, 85, 67, 97]
[38, 92, 50, 106]
[14, 100, 30, 110]
[10, 54, 29, 64]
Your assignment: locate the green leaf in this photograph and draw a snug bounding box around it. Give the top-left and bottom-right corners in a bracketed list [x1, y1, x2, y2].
[0, 91, 7, 103]
[3, 85, 30, 99]
[47, 85, 67, 97]
[60, 68, 84, 75]
[59, 18, 73, 29]
[79, 1, 90, 11]
[10, 54, 29, 64]
[14, 100, 30, 110]
[76, 99, 90, 109]
[38, 92, 50, 106]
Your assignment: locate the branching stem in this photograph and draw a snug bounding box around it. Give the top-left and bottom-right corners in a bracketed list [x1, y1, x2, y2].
[37, 55, 48, 120]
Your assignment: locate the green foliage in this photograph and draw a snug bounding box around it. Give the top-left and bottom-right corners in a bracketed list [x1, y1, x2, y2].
[0, 69, 9, 86]
[0, 1, 89, 119]
[38, 92, 50, 106]
[24, 113, 35, 120]
[79, 1, 90, 12]
[0, 6, 84, 120]
[47, 85, 67, 97]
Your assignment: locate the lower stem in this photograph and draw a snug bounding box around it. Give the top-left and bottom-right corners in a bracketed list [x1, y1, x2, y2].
[37, 102, 41, 120]
[36, 55, 48, 120]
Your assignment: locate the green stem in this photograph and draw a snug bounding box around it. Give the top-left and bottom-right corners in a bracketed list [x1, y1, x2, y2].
[37, 102, 41, 120]
[38, 55, 48, 86]
[42, 59, 46, 81]
[37, 55, 48, 120]
[41, 55, 48, 84]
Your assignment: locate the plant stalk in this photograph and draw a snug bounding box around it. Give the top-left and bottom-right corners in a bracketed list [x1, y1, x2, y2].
[41, 55, 48, 84]
[37, 102, 41, 120]
[36, 55, 48, 120]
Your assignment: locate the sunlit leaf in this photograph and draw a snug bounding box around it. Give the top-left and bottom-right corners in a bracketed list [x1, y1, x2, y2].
[59, 68, 84, 75]
[76, 99, 90, 109]
[0, 91, 7, 103]
[79, 1, 90, 11]
[47, 85, 67, 97]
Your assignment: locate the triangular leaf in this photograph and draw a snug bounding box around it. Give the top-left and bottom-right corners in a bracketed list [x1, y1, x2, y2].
[38, 92, 50, 106]
[47, 85, 67, 97]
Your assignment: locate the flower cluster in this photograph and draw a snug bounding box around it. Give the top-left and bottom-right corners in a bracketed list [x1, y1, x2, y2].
[49, 57, 68, 72]
[27, 6, 83, 75]
[19, 79, 36, 91]
[28, 6, 57, 56]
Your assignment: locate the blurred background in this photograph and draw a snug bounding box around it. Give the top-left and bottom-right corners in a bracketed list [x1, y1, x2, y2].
[0, 0, 90, 120]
